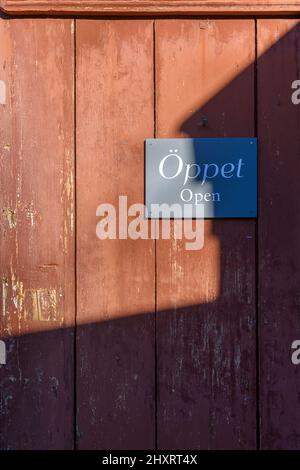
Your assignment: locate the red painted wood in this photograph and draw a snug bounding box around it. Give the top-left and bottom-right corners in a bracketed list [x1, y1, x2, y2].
[155, 19, 257, 449]
[257, 19, 300, 449]
[76, 20, 155, 449]
[1, 0, 300, 16]
[0, 18, 75, 449]
[2, 14, 300, 451]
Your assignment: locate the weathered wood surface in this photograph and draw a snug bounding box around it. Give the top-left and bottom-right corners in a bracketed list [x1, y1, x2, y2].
[1, 14, 300, 451]
[1, 0, 300, 16]
[257, 19, 300, 449]
[155, 19, 256, 449]
[76, 19, 155, 449]
[0, 19, 75, 449]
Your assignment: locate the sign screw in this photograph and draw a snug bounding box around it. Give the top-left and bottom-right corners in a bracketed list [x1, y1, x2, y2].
[197, 116, 209, 127]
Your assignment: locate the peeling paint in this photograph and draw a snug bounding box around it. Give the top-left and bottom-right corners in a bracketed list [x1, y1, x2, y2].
[66, 169, 74, 233]
[62, 149, 74, 254]
[0, 80, 6, 105]
[2, 208, 16, 229]
[24, 288, 58, 322]
[1, 275, 62, 325]
[38, 264, 58, 270]
[0, 340, 6, 365]
[2, 277, 8, 317]
[49, 376, 59, 397]
[25, 201, 37, 227]
[11, 276, 24, 313]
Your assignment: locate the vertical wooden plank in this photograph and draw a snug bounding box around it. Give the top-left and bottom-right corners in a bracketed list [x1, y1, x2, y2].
[155, 19, 256, 449]
[0, 19, 75, 449]
[257, 19, 300, 449]
[76, 20, 155, 449]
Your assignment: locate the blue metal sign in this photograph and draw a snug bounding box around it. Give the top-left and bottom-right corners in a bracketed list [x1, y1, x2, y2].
[145, 138, 257, 218]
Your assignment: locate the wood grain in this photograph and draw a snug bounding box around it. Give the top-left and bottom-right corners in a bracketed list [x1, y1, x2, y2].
[76, 19, 155, 449]
[1, 0, 300, 16]
[155, 19, 257, 449]
[0, 18, 75, 449]
[257, 19, 300, 449]
[2, 13, 300, 451]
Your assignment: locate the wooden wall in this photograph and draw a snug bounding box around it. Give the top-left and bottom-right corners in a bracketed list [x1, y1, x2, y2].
[0, 14, 300, 450]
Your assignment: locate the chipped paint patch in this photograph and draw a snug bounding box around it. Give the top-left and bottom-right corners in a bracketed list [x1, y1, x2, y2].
[62, 151, 74, 253]
[11, 276, 24, 313]
[2, 208, 16, 229]
[1, 275, 62, 328]
[25, 201, 37, 227]
[66, 169, 74, 233]
[2, 277, 8, 317]
[0, 340, 6, 365]
[0, 80, 6, 105]
[24, 288, 58, 322]
[49, 376, 59, 397]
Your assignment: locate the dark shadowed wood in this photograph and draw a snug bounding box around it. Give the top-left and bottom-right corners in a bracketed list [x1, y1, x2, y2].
[257, 19, 300, 449]
[0, 18, 75, 449]
[1, 0, 300, 16]
[155, 19, 256, 449]
[76, 20, 155, 449]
